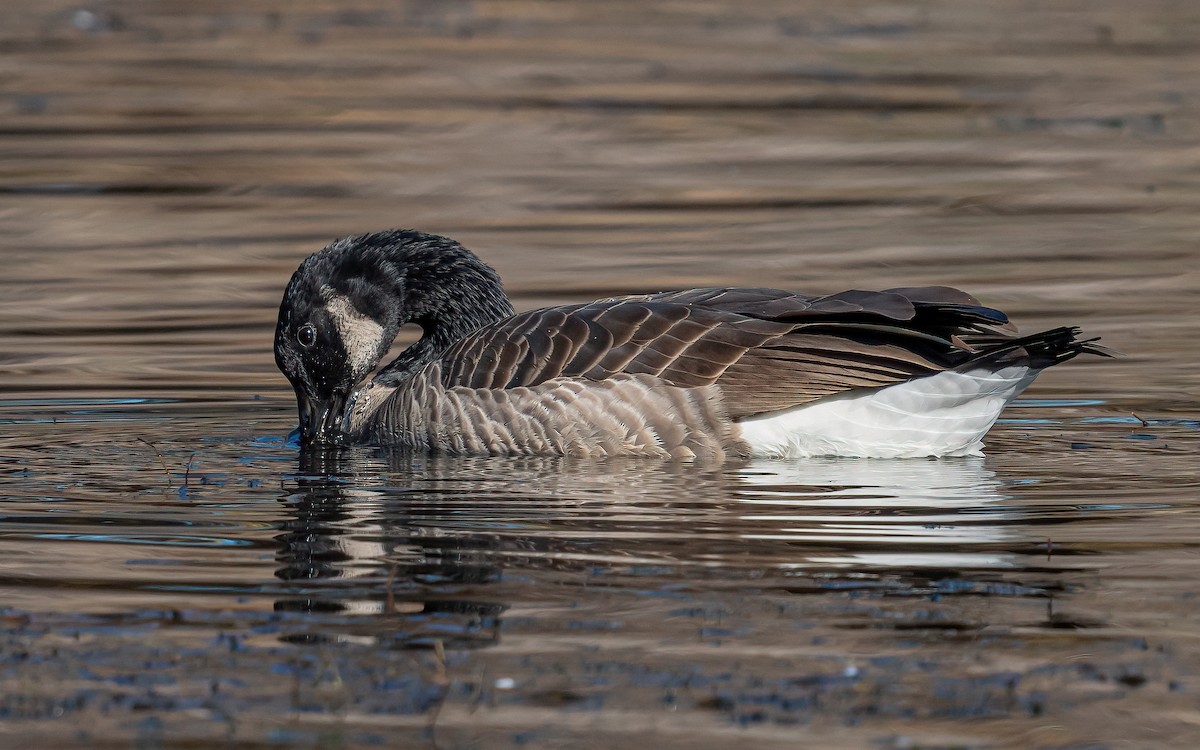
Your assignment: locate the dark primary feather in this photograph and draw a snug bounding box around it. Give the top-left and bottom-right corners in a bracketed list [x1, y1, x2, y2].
[436, 286, 1071, 420]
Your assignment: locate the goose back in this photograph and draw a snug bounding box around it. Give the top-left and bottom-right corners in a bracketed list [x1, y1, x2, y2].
[436, 286, 1023, 420]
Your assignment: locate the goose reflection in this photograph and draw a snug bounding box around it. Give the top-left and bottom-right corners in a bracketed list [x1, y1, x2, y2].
[274, 449, 1017, 647]
[733, 458, 1015, 570]
[275, 447, 507, 648]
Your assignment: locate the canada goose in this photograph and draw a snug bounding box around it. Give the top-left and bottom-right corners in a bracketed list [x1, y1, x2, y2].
[275, 230, 1104, 459]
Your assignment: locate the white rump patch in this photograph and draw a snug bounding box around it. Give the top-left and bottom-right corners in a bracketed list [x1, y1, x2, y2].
[321, 285, 385, 377]
[736, 366, 1038, 458]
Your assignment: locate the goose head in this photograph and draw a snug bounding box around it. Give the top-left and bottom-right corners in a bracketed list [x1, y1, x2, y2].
[275, 240, 403, 445]
[275, 230, 514, 445]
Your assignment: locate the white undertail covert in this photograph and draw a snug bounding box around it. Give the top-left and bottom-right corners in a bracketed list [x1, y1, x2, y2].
[735, 366, 1038, 458]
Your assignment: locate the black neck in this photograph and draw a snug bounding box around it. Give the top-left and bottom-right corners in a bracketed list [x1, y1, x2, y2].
[355, 231, 514, 386]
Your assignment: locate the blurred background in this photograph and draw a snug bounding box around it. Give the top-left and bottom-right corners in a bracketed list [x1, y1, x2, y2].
[2, 0, 1197, 408]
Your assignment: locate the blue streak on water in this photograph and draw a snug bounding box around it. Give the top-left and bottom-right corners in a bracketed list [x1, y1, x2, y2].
[31, 533, 252, 547]
[1011, 399, 1107, 407]
[996, 418, 1059, 425]
[0, 398, 179, 407]
[1083, 417, 1200, 428]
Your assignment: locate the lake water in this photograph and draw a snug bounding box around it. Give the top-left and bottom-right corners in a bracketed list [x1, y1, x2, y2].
[2, 1, 1199, 747]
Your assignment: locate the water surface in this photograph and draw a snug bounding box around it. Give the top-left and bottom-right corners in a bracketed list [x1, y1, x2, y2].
[2, 1, 1199, 747]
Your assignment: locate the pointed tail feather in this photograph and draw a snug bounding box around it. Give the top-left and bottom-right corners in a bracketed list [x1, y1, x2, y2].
[963, 326, 1110, 371]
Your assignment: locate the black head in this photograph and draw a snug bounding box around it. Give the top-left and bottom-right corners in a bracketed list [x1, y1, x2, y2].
[274, 230, 513, 446]
[275, 234, 410, 444]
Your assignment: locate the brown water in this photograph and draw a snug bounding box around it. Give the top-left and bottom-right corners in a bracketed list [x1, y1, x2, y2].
[2, 1, 1199, 747]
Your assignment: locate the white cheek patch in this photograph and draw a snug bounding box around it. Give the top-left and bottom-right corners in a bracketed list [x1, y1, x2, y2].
[320, 286, 385, 377]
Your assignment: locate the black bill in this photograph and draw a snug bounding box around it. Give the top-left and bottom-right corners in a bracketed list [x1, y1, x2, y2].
[295, 390, 350, 445]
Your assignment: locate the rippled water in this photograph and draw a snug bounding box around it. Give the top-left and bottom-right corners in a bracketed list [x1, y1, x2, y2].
[3, 1, 1200, 748]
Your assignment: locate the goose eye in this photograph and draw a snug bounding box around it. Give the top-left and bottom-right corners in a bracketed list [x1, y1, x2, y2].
[296, 324, 317, 348]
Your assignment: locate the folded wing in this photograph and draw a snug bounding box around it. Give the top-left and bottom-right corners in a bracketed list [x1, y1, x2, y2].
[437, 286, 1071, 420]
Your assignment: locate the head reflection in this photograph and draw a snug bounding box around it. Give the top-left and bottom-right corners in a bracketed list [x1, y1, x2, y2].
[274, 446, 505, 648]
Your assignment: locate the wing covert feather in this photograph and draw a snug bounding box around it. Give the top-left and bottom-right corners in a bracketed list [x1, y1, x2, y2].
[437, 286, 1020, 419]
